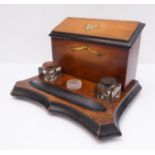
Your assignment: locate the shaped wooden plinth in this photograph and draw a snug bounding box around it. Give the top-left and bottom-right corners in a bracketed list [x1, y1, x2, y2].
[11, 75, 141, 139]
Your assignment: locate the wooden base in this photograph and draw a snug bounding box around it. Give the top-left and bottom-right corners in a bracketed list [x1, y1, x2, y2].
[11, 75, 141, 139]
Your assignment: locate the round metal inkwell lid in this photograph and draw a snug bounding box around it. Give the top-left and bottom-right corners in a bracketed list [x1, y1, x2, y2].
[100, 77, 117, 86]
[43, 61, 59, 69]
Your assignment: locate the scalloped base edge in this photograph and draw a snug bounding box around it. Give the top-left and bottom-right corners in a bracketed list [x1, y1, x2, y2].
[11, 79, 141, 139]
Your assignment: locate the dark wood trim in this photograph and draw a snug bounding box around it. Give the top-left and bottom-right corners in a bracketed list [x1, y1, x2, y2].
[29, 79, 106, 112]
[11, 86, 100, 138]
[128, 23, 145, 47]
[49, 23, 145, 48]
[11, 78, 142, 139]
[11, 86, 120, 139]
[114, 81, 142, 125]
[11, 86, 50, 109]
[48, 102, 100, 137]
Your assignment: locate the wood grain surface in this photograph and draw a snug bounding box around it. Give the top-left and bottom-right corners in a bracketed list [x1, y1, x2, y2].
[52, 37, 140, 89]
[11, 75, 141, 139]
[52, 17, 139, 41]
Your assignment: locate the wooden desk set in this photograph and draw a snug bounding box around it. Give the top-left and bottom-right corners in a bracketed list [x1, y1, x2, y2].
[11, 17, 145, 139]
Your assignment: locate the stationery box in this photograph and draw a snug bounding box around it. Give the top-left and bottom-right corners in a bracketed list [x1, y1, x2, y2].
[49, 17, 145, 89]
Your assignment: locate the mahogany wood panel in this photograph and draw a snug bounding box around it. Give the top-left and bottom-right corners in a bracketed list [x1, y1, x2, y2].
[52, 38, 129, 89]
[125, 36, 141, 86]
[52, 17, 139, 41]
[11, 75, 141, 139]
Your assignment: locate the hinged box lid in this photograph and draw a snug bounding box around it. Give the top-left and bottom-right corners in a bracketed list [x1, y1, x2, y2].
[50, 17, 145, 48]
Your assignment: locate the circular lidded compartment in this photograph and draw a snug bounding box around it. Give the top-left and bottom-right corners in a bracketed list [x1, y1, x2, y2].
[66, 79, 82, 90]
[100, 77, 117, 87]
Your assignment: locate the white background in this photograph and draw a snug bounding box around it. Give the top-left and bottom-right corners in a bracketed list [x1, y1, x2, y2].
[0, 4, 155, 150]
[0, 4, 155, 64]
